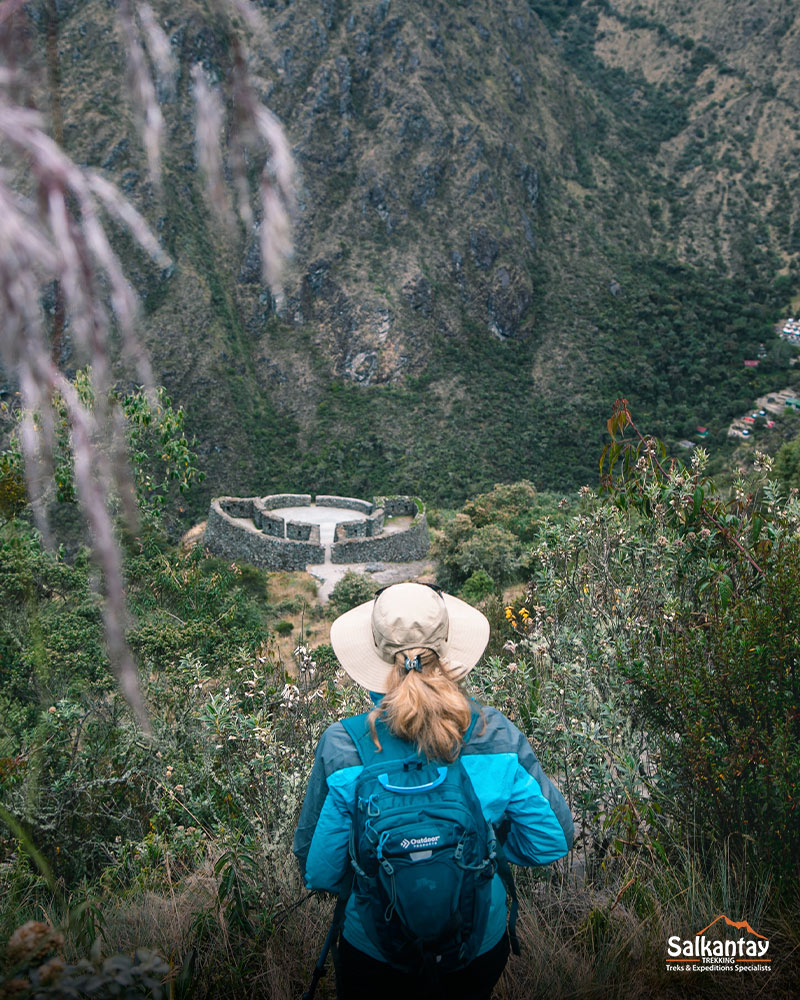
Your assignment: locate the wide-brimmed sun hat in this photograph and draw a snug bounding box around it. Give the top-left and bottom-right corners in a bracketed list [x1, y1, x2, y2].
[329, 582, 490, 693]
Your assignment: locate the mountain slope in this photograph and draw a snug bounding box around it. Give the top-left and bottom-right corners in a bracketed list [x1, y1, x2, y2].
[7, 0, 800, 513]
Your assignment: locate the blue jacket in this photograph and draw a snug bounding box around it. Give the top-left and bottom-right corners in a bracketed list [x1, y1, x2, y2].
[293, 704, 574, 961]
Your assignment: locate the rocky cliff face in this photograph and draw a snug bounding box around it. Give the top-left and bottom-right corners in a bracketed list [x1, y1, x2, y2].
[271, 0, 557, 382]
[8, 0, 800, 509]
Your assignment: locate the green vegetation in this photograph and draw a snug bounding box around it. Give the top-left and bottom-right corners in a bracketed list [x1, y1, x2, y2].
[459, 569, 495, 605]
[18, 0, 799, 525]
[229, 253, 797, 510]
[0, 373, 204, 538]
[774, 432, 800, 491]
[4, 0, 800, 988]
[2, 404, 799, 996]
[327, 570, 378, 617]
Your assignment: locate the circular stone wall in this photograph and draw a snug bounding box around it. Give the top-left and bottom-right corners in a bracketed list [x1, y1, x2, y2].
[202, 494, 429, 571]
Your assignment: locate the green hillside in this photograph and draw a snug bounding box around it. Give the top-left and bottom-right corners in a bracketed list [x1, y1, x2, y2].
[3, 0, 800, 514]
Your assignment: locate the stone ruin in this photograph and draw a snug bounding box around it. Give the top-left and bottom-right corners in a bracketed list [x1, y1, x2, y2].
[203, 493, 429, 571]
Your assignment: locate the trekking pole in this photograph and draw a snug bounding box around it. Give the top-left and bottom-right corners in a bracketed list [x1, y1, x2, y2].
[301, 915, 337, 1000]
[302, 873, 353, 1000]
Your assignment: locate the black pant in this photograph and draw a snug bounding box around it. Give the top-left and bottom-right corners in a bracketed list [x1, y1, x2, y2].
[335, 933, 510, 1000]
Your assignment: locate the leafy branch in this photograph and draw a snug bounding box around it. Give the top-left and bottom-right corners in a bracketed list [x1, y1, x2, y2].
[600, 398, 766, 583]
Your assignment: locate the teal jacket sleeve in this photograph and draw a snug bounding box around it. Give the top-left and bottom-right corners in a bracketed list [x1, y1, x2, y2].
[462, 706, 573, 864]
[302, 766, 362, 891]
[503, 758, 572, 864]
[293, 721, 362, 885]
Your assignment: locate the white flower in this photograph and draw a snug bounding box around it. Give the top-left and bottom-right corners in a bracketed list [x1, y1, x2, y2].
[281, 683, 300, 706]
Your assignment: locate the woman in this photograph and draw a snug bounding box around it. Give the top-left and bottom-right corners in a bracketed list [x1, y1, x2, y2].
[294, 582, 573, 999]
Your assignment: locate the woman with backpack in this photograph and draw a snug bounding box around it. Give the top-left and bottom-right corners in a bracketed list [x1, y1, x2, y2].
[294, 582, 573, 1000]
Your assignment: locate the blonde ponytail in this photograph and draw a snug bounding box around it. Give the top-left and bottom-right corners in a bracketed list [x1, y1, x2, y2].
[368, 647, 472, 762]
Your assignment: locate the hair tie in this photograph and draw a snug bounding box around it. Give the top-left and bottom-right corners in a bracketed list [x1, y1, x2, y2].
[403, 654, 423, 673]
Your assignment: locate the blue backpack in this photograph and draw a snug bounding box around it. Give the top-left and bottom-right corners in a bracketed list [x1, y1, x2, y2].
[338, 703, 519, 975]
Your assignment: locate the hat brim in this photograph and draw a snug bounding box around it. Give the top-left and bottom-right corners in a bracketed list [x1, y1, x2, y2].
[330, 591, 490, 693]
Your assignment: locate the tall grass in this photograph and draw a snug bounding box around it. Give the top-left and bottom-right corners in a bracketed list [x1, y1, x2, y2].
[7, 837, 792, 999]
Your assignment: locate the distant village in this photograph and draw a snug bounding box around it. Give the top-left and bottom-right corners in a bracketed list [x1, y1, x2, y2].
[678, 388, 799, 449]
[677, 317, 800, 448]
[780, 317, 800, 343]
[726, 388, 797, 441]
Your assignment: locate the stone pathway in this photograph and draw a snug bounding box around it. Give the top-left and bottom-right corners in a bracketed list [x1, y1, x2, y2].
[308, 557, 435, 602]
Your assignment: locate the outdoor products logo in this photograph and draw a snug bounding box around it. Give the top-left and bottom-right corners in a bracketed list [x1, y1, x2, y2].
[666, 915, 771, 973]
[399, 835, 440, 850]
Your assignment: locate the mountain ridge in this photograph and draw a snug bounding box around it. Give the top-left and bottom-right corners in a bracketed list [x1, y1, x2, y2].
[4, 0, 800, 514]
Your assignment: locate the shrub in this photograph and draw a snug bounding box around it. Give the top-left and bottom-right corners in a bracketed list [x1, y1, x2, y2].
[598, 402, 800, 883]
[311, 643, 339, 674]
[433, 516, 524, 591]
[454, 524, 523, 589]
[327, 572, 377, 617]
[462, 481, 540, 541]
[774, 434, 800, 490]
[490, 404, 800, 887]
[460, 569, 495, 604]
[628, 540, 800, 879]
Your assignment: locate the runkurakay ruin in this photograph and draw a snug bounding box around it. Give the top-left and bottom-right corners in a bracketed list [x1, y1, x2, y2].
[203, 494, 429, 571]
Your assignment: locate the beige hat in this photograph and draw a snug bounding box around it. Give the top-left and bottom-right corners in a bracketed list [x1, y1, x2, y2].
[329, 582, 490, 693]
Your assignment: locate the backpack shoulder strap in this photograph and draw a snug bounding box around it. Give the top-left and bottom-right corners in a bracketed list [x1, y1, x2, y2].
[494, 840, 521, 956]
